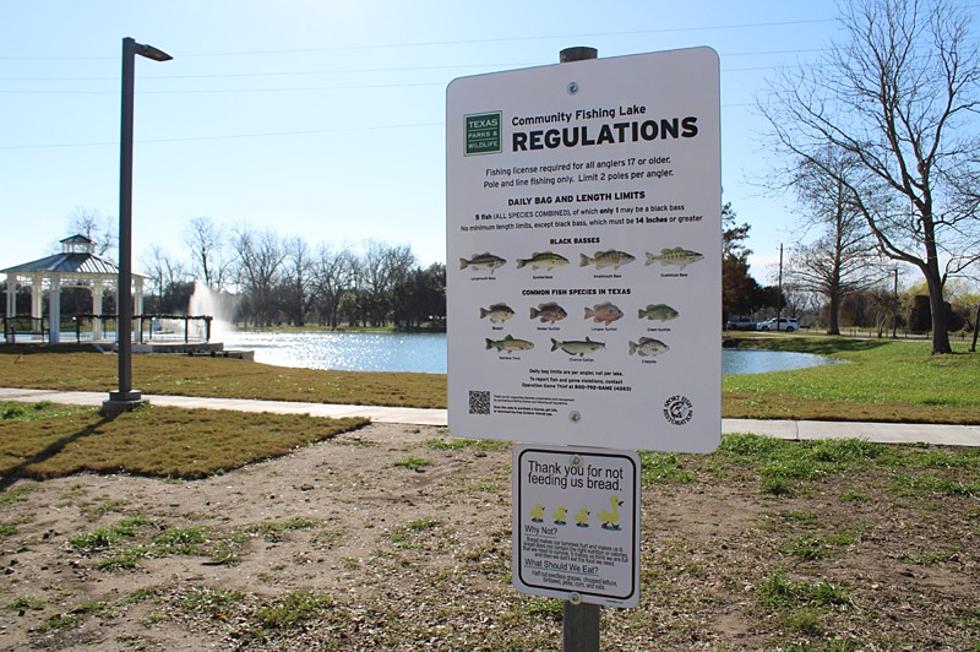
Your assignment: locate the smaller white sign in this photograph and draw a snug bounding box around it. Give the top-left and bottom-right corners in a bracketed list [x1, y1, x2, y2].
[512, 445, 640, 608]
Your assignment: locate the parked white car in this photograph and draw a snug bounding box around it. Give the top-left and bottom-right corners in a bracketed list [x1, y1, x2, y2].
[757, 317, 799, 332]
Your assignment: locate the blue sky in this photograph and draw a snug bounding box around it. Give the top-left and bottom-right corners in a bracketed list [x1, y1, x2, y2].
[2, 1, 967, 282]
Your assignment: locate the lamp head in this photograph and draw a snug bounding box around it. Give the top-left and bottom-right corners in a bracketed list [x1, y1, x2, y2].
[136, 42, 172, 62]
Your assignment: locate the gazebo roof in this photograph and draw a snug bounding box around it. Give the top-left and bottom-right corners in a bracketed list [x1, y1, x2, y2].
[1, 252, 121, 276]
[60, 234, 95, 246]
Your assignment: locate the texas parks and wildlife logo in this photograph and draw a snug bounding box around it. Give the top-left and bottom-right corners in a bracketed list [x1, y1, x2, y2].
[465, 111, 501, 155]
[663, 395, 694, 425]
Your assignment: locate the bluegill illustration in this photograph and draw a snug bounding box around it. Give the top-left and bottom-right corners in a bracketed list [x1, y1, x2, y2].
[480, 303, 515, 323]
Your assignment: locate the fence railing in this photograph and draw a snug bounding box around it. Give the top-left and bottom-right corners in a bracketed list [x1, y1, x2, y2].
[72, 314, 213, 343]
[2, 315, 47, 343]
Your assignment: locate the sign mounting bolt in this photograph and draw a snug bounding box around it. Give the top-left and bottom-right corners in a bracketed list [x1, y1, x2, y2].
[567, 81, 579, 95]
[569, 410, 581, 423]
[568, 592, 583, 605]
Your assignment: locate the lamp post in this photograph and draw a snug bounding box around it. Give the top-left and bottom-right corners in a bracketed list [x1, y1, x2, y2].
[103, 37, 172, 415]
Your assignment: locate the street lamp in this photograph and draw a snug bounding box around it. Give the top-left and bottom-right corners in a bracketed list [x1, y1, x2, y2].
[103, 37, 172, 415]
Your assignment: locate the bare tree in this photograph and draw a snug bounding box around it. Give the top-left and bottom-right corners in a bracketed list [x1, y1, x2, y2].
[231, 226, 286, 326]
[761, 0, 980, 353]
[282, 237, 313, 326]
[183, 216, 226, 289]
[67, 207, 116, 258]
[784, 151, 881, 334]
[312, 246, 356, 329]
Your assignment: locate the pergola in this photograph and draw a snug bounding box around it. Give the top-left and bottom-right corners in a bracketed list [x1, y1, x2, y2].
[2, 234, 145, 344]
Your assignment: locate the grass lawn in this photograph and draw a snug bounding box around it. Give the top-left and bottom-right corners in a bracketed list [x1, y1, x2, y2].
[1, 335, 978, 423]
[0, 352, 446, 408]
[724, 335, 980, 423]
[0, 401, 367, 481]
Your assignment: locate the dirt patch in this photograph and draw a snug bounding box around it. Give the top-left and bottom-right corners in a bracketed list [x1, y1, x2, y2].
[0, 425, 977, 651]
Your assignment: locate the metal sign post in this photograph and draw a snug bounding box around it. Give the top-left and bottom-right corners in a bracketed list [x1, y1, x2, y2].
[445, 42, 721, 652]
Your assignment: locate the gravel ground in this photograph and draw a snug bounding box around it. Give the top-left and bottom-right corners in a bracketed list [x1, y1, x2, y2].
[0, 423, 977, 651]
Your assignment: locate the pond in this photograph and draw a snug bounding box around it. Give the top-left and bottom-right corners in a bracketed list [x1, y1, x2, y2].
[221, 331, 836, 375]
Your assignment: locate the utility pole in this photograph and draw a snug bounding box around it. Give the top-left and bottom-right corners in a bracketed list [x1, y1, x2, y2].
[775, 243, 783, 328]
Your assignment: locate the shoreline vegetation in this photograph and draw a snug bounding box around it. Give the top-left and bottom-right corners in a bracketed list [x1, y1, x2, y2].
[0, 333, 977, 423]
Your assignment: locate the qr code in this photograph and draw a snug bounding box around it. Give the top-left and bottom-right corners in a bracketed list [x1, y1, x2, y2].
[468, 390, 491, 415]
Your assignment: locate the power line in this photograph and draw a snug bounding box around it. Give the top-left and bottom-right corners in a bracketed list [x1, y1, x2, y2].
[0, 101, 756, 151]
[0, 48, 833, 82]
[0, 17, 837, 61]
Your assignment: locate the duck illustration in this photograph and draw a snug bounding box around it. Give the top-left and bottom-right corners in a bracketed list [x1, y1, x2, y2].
[598, 495, 624, 530]
[574, 507, 590, 527]
[552, 505, 568, 525]
[529, 502, 546, 522]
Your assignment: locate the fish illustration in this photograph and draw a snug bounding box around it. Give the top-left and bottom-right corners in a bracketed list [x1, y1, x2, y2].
[574, 507, 590, 527]
[516, 251, 570, 270]
[638, 304, 679, 321]
[579, 249, 635, 270]
[552, 505, 568, 525]
[584, 302, 623, 325]
[530, 502, 545, 522]
[530, 302, 567, 323]
[486, 335, 534, 352]
[644, 247, 703, 269]
[480, 303, 515, 323]
[460, 252, 506, 272]
[550, 337, 605, 356]
[628, 337, 669, 357]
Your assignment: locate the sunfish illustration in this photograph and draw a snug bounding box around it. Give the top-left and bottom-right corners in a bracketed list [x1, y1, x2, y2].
[486, 335, 534, 352]
[579, 249, 635, 270]
[638, 304, 679, 321]
[516, 251, 570, 270]
[530, 302, 567, 324]
[479, 303, 515, 323]
[584, 302, 624, 325]
[644, 247, 704, 269]
[628, 337, 669, 357]
[460, 252, 506, 272]
[550, 337, 605, 356]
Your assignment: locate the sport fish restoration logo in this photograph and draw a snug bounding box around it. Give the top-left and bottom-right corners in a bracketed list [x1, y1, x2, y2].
[465, 112, 501, 155]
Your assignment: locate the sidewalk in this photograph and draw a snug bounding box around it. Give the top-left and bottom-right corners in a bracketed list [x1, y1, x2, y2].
[2, 387, 979, 447]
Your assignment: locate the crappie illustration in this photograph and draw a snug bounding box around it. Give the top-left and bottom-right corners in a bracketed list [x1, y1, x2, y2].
[644, 247, 703, 269]
[579, 249, 635, 270]
[485, 334, 534, 352]
[550, 337, 605, 356]
[638, 304, 679, 321]
[584, 302, 624, 325]
[460, 252, 506, 272]
[479, 303, 515, 323]
[516, 251, 569, 270]
[529, 302, 567, 323]
[628, 337, 669, 357]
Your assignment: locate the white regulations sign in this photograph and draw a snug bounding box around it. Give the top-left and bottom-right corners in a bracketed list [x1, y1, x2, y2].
[512, 445, 640, 607]
[446, 48, 721, 452]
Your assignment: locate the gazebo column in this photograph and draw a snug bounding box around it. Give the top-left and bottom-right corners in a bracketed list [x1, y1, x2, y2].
[92, 284, 104, 341]
[4, 275, 14, 318]
[4, 275, 14, 343]
[31, 277, 42, 334]
[49, 275, 61, 344]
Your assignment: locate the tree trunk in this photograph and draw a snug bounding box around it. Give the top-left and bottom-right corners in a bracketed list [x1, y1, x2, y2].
[827, 292, 841, 336]
[924, 269, 952, 354]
